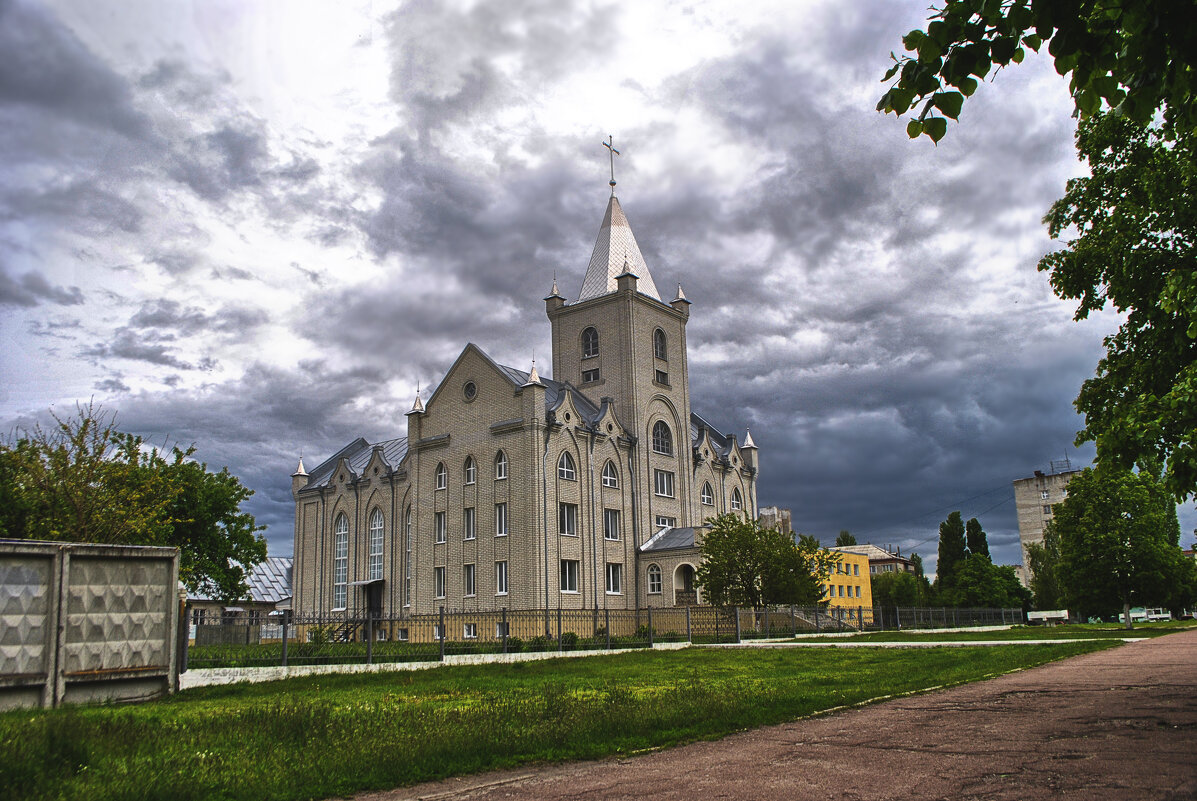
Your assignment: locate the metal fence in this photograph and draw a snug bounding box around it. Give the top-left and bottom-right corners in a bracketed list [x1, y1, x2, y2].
[184, 604, 1024, 670]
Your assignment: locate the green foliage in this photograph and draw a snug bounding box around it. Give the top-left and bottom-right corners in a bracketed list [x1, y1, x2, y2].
[0, 644, 1111, 801]
[1026, 524, 1064, 610]
[871, 571, 921, 607]
[945, 553, 1032, 609]
[696, 514, 836, 607]
[1039, 115, 1197, 501]
[835, 529, 857, 546]
[0, 403, 265, 599]
[935, 511, 967, 591]
[1053, 466, 1188, 623]
[879, 0, 1197, 142]
[965, 517, 989, 558]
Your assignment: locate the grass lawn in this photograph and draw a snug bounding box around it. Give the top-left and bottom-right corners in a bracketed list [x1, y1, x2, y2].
[1, 641, 1113, 801]
[790, 621, 1197, 643]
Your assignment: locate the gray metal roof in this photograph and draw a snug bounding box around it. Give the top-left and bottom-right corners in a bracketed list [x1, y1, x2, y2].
[304, 436, 408, 490]
[690, 412, 734, 459]
[577, 195, 662, 302]
[245, 556, 292, 603]
[640, 526, 699, 552]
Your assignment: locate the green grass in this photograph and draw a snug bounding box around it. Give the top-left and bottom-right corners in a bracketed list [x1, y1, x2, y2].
[1, 642, 1114, 801]
[791, 621, 1197, 643]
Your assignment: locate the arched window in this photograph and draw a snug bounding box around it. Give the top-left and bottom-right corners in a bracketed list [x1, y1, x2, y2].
[435, 462, 447, 490]
[652, 421, 673, 456]
[731, 487, 743, 511]
[602, 460, 619, 488]
[653, 328, 667, 360]
[647, 564, 662, 594]
[494, 450, 508, 480]
[463, 456, 476, 485]
[557, 452, 577, 480]
[368, 509, 384, 581]
[333, 513, 349, 609]
[582, 327, 599, 358]
[701, 482, 714, 506]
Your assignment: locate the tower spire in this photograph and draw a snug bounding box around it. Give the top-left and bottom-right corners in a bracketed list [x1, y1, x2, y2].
[603, 135, 619, 195]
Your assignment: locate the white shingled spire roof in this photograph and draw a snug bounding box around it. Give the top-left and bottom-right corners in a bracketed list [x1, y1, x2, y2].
[577, 195, 661, 302]
[411, 388, 424, 413]
[293, 456, 308, 476]
[743, 428, 757, 448]
[525, 357, 543, 386]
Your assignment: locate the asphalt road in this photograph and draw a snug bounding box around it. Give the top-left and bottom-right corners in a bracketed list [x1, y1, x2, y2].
[357, 630, 1197, 801]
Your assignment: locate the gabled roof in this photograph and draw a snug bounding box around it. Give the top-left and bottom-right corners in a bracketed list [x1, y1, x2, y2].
[498, 363, 603, 426]
[833, 544, 911, 563]
[303, 436, 408, 490]
[690, 412, 735, 459]
[577, 195, 662, 302]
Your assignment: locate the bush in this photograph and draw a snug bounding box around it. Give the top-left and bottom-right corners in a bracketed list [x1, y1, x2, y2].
[504, 636, 523, 653]
[560, 632, 578, 650]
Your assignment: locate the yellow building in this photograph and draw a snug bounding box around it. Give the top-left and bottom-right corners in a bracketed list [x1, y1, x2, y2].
[824, 548, 873, 610]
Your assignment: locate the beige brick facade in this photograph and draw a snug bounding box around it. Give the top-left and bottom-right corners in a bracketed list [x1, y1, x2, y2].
[291, 194, 758, 616]
[1013, 468, 1080, 566]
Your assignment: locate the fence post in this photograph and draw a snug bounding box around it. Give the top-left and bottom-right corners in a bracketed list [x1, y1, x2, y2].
[366, 605, 374, 665]
[790, 604, 796, 636]
[439, 606, 446, 662]
[605, 607, 611, 650]
[894, 606, 901, 631]
[647, 606, 654, 647]
[177, 599, 190, 675]
[858, 606, 863, 630]
[764, 606, 770, 637]
[686, 605, 692, 643]
[281, 612, 289, 667]
[557, 607, 562, 652]
[502, 607, 509, 654]
[734, 606, 742, 643]
[715, 607, 721, 642]
[815, 605, 821, 633]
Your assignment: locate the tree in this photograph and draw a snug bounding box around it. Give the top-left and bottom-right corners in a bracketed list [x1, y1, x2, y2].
[871, 571, 921, 607]
[878, 0, 1197, 143]
[1025, 523, 1064, 610]
[835, 530, 857, 546]
[949, 553, 1031, 609]
[0, 404, 265, 599]
[935, 511, 967, 591]
[1053, 466, 1187, 627]
[1040, 115, 1197, 502]
[697, 515, 837, 607]
[965, 517, 990, 558]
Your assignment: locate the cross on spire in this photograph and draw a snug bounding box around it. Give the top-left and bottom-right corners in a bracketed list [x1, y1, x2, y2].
[603, 135, 620, 194]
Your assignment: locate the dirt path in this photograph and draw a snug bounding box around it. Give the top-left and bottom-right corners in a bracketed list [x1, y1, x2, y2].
[357, 630, 1197, 801]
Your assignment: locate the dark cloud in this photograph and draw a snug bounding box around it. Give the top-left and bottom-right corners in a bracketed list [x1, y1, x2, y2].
[126, 299, 267, 337]
[0, 0, 151, 140]
[0, 267, 83, 307]
[95, 376, 130, 393]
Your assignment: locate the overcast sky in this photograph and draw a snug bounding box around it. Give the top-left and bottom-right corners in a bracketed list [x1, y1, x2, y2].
[4, 0, 1189, 571]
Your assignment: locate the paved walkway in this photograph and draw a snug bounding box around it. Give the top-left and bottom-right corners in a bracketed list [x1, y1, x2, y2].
[357, 630, 1197, 801]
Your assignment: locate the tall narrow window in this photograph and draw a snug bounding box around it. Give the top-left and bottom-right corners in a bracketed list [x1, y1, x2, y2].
[495, 450, 508, 480]
[333, 513, 348, 609]
[602, 460, 618, 488]
[582, 327, 599, 358]
[557, 452, 576, 480]
[651, 421, 673, 455]
[605, 563, 622, 595]
[435, 462, 447, 490]
[560, 559, 579, 593]
[559, 502, 578, 536]
[434, 566, 446, 598]
[603, 508, 620, 541]
[368, 508, 384, 581]
[700, 482, 714, 506]
[731, 487, 743, 511]
[435, 511, 446, 543]
[463, 563, 476, 597]
[463, 507, 476, 540]
[647, 564, 662, 594]
[464, 456, 476, 484]
[495, 561, 508, 595]
[653, 328, 667, 360]
[654, 469, 675, 498]
[404, 505, 412, 606]
[495, 502, 508, 536]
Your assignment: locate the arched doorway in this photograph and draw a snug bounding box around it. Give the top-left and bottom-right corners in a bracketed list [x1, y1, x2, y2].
[674, 564, 698, 606]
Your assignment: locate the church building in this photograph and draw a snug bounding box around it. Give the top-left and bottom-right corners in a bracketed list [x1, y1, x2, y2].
[290, 186, 759, 617]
